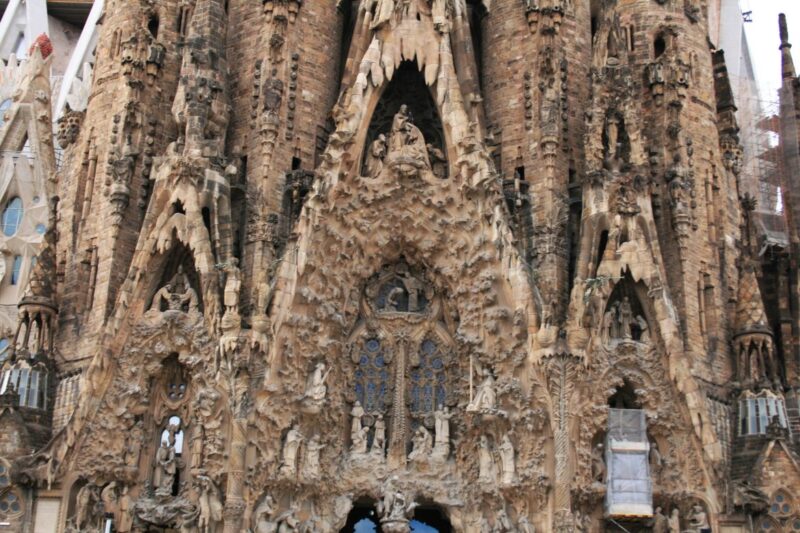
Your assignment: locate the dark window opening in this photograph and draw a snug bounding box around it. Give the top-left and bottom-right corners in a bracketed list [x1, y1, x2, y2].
[514, 166, 525, 181]
[654, 35, 666, 58]
[466, 0, 486, 88]
[337, 0, 356, 89]
[595, 230, 609, 275]
[609, 380, 640, 409]
[172, 201, 186, 215]
[412, 506, 453, 532]
[292, 156, 302, 170]
[148, 15, 160, 39]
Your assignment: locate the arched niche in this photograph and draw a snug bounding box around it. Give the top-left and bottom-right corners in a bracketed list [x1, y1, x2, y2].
[601, 274, 653, 346]
[340, 499, 380, 532]
[147, 244, 203, 313]
[361, 61, 448, 179]
[412, 504, 453, 532]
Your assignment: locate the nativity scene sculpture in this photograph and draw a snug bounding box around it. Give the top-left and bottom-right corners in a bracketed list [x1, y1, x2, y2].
[365, 104, 434, 179]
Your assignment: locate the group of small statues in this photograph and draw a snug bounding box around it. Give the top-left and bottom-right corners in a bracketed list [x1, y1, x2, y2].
[478, 433, 517, 486]
[278, 424, 326, 480]
[149, 266, 200, 314]
[349, 400, 387, 458]
[649, 504, 710, 533]
[364, 105, 447, 179]
[601, 296, 649, 344]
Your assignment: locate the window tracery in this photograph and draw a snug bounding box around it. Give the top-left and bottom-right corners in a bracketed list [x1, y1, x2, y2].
[409, 338, 447, 416]
[354, 338, 390, 414]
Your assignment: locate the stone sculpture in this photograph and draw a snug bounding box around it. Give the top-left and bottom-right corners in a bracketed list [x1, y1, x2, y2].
[408, 425, 433, 461]
[280, 424, 304, 476]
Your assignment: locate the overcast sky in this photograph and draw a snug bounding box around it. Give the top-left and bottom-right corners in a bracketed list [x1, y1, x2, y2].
[740, 0, 800, 103]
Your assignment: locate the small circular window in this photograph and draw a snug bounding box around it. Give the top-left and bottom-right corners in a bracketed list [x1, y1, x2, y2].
[35, 223, 45, 235]
[0, 489, 22, 515]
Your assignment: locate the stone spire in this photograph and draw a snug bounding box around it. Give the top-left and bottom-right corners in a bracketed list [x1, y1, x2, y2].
[735, 264, 770, 337]
[734, 263, 779, 388]
[780, 14, 796, 82]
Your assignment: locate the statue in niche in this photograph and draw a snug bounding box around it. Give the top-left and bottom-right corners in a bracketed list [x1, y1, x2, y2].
[649, 437, 663, 479]
[154, 438, 177, 495]
[637, 315, 650, 343]
[468, 367, 498, 413]
[432, 407, 452, 459]
[253, 495, 277, 533]
[602, 303, 618, 344]
[374, 264, 430, 314]
[223, 258, 241, 316]
[75, 483, 99, 530]
[606, 17, 622, 65]
[498, 433, 517, 485]
[618, 296, 634, 339]
[280, 424, 304, 476]
[378, 480, 418, 532]
[408, 426, 433, 461]
[150, 266, 199, 313]
[365, 134, 387, 177]
[302, 434, 325, 479]
[371, 414, 387, 457]
[263, 70, 284, 116]
[125, 420, 143, 468]
[478, 435, 496, 484]
[650, 507, 669, 533]
[685, 505, 710, 533]
[427, 143, 447, 179]
[604, 113, 623, 171]
[197, 476, 223, 533]
[668, 509, 681, 533]
[386, 104, 431, 172]
[350, 401, 369, 455]
[591, 442, 605, 483]
[303, 362, 330, 406]
[117, 485, 133, 532]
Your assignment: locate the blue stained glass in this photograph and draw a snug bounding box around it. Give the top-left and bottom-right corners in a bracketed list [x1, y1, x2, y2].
[367, 339, 380, 351]
[411, 339, 447, 414]
[355, 339, 387, 412]
[2, 197, 22, 237]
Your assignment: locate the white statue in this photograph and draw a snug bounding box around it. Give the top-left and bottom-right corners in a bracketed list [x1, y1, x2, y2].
[686, 504, 710, 533]
[304, 362, 329, 403]
[370, 414, 386, 458]
[468, 368, 497, 412]
[365, 134, 387, 177]
[223, 258, 241, 315]
[350, 402, 369, 455]
[668, 508, 680, 533]
[432, 407, 453, 458]
[478, 435, 496, 484]
[518, 516, 535, 533]
[636, 315, 650, 342]
[498, 433, 517, 485]
[302, 435, 325, 479]
[280, 424, 304, 476]
[253, 495, 277, 533]
[408, 426, 433, 461]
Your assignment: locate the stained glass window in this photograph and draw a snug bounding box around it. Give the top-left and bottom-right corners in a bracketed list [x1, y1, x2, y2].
[2, 197, 23, 236]
[354, 338, 388, 413]
[410, 339, 446, 414]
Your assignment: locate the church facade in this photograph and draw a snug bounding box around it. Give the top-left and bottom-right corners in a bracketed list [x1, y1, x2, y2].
[1, 0, 799, 531]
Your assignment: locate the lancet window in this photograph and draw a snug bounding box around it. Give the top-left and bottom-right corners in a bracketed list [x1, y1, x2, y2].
[0, 360, 48, 409]
[738, 390, 788, 436]
[346, 261, 457, 462]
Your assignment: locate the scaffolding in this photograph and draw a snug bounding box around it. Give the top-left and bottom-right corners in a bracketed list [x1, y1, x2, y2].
[605, 409, 653, 518]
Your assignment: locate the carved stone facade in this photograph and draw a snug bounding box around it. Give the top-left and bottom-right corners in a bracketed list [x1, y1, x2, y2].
[1, 0, 799, 532]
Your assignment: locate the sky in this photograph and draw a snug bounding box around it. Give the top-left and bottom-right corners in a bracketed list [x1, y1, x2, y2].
[741, 0, 800, 103]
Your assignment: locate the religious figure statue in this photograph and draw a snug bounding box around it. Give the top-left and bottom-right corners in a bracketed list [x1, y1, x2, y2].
[387, 104, 431, 171]
[636, 315, 650, 343]
[75, 483, 98, 530]
[150, 266, 199, 313]
[650, 507, 669, 533]
[223, 258, 241, 315]
[432, 407, 453, 459]
[125, 420, 144, 468]
[350, 401, 369, 455]
[100, 482, 118, 521]
[263, 70, 284, 116]
[602, 304, 617, 344]
[154, 439, 177, 495]
[365, 134, 387, 177]
[304, 362, 330, 404]
[591, 442, 605, 483]
[618, 296, 634, 339]
[686, 504, 710, 533]
[498, 433, 517, 485]
[117, 485, 133, 532]
[378, 481, 417, 532]
[275, 503, 301, 533]
[468, 368, 497, 412]
[253, 495, 277, 533]
[280, 424, 304, 476]
[478, 435, 496, 484]
[668, 509, 680, 533]
[197, 476, 223, 533]
[371, 414, 387, 458]
[408, 426, 433, 461]
[302, 435, 325, 479]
